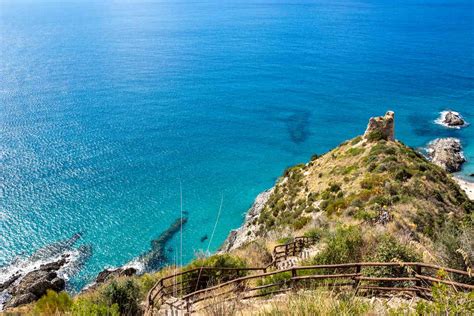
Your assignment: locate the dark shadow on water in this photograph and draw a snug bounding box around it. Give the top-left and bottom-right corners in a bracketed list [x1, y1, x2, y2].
[285, 110, 311, 144]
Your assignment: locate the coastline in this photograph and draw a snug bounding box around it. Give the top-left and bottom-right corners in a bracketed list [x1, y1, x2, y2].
[454, 176, 474, 201]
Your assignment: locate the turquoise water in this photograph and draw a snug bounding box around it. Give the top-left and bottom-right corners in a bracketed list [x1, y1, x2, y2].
[1, 0, 473, 290]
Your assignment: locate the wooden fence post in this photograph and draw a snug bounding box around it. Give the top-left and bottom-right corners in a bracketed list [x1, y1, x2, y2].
[353, 264, 361, 292]
[291, 268, 297, 291]
[285, 244, 289, 260]
[186, 298, 191, 315]
[415, 265, 423, 297]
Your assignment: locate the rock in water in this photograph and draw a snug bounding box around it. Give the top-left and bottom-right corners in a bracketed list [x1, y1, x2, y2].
[443, 111, 465, 127]
[363, 111, 395, 141]
[427, 138, 466, 172]
[95, 267, 137, 284]
[4, 258, 67, 308]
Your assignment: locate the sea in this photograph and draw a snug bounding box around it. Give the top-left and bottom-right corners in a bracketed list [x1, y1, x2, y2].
[1, 0, 473, 292]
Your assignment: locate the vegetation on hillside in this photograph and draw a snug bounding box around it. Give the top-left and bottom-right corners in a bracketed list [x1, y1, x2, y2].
[255, 136, 473, 273]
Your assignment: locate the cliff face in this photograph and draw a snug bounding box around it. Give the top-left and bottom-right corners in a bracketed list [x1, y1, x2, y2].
[222, 112, 473, 264]
[220, 189, 273, 252]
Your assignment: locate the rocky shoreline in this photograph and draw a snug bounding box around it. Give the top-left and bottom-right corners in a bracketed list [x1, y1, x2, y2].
[454, 177, 474, 200]
[0, 233, 90, 310]
[220, 189, 273, 252]
[426, 137, 466, 172]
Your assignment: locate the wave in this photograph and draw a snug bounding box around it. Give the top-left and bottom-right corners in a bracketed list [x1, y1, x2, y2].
[0, 233, 91, 310]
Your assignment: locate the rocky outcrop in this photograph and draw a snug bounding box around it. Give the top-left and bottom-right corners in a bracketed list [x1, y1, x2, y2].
[220, 189, 273, 252]
[3, 256, 68, 308]
[363, 111, 395, 141]
[427, 138, 466, 172]
[81, 266, 137, 293]
[442, 111, 465, 127]
[95, 267, 137, 284]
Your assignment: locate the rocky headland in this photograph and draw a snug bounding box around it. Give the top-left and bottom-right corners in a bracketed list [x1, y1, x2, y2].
[427, 137, 466, 172]
[222, 111, 473, 254]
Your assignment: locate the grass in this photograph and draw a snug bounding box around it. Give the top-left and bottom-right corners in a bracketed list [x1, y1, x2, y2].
[255, 289, 374, 316]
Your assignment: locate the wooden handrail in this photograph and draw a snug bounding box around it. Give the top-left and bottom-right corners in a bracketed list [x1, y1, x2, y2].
[145, 234, 473, 314]
[178, 263, 472, 313]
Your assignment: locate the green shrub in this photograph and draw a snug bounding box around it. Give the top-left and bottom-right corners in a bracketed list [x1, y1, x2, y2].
[394, 168, 413, 181]
[102, 279, 140, 316]
[366, 235, 420, 286]
[354, 209, 378, 221]
[34, 290, 73, 315]
[351, 136, 363, 145]
[256, 271, 292, 296]
[328, 183, 341, 192]
[325, 198, 348, 215]
[292, 216, 311, 230]
[183, 254, 247, 292]
[434, 221, 473, 283]
[366, 130, 385, 142]
[312, 225, 363, 267]
[389, 283, 474, 315]
[360, 174, 385, 190]
[277, 236, 294, 244]
[304, 228, 324, 240]
[72, 298, 120, 316]
[413, 283, 474, 314]
[347, 147, 365, 156]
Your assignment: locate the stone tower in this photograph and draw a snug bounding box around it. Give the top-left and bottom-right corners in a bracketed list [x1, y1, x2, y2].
[363, 111, 395, 141]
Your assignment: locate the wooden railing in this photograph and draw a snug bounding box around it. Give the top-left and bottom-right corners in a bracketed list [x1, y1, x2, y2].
[180, 262, 473, 313]
[145, 236, 318, 313]
[272, 236, 318, 262]
[144, 236, 473, 314]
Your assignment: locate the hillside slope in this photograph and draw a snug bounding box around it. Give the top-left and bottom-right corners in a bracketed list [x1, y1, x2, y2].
[223, 111, 473, 272]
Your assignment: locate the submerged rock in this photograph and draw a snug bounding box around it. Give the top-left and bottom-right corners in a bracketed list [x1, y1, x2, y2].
[363, 111, 395, 141]
[427, 138, 466, 172]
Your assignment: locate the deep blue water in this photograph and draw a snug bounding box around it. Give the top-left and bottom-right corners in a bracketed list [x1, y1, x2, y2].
[1, 0, 473, 290]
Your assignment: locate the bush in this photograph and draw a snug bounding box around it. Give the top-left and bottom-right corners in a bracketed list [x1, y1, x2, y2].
[366, 235, 420, 286]
[34, 290, 73, 315]
[394, 168, 413, 181]
[292, 216, 311, 230]
[304, 228, 324, 240]
[434, 221, 473, 283]
[360, 174, 385, 190]
[256, 272, 292, 296]
[72, 298, 120, 316]
[312, 225, 363, 267]
[366, 130, 385, 142]
[390, 283, 474, 315]
[102, 279, 140, 316]
[277, 236, 294, 244]
[347, 147, 365, 156]
[413, 283, 474, 314]
[183, 254, 247, 291]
